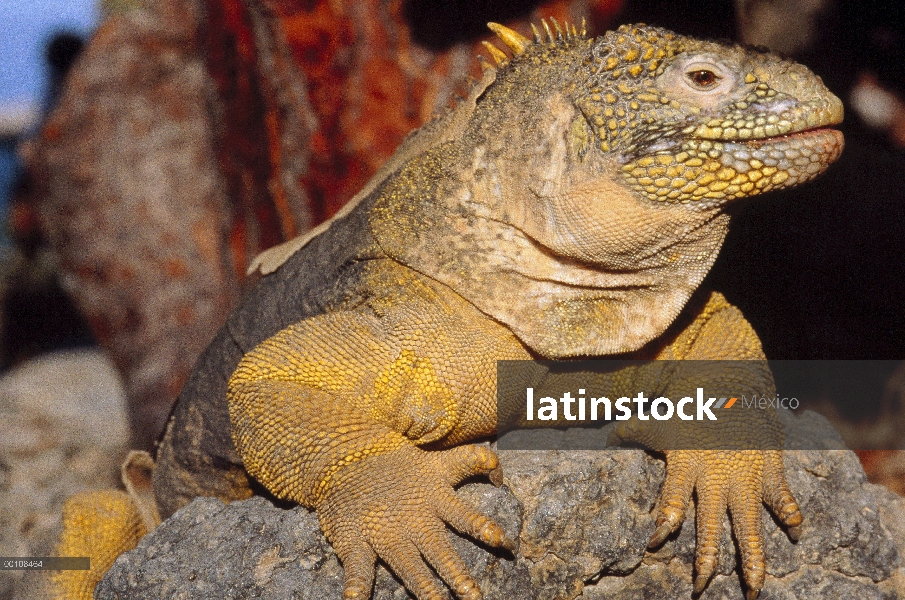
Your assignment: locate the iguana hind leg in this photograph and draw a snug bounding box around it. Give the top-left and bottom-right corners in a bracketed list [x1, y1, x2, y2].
[53, 489, 146, 599]
[52, 452, 160, 599]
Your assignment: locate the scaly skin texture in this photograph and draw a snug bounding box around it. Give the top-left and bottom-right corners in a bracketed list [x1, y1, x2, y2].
[57, 21, 843, 600]
[53, 490, 147, 598]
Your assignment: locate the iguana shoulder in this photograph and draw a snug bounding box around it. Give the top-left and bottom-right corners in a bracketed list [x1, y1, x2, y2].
[246, 66, 500, 277]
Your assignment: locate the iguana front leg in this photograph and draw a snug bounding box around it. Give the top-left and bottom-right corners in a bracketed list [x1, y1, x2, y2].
[614, 293, 802, 599]
[230, 378, 510, 599]
[227, 265, 529, 599]
[649, 448, 801, 598]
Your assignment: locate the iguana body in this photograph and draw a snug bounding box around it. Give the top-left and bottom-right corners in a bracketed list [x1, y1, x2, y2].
[56, 22, 843, 599]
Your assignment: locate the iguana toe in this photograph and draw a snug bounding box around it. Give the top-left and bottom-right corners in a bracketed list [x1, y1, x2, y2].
[727, 473, 767, 594]
[648, 450, 696, 548]
[415, 528, 484, 600]
[692, 458, 726, 594]
[437, 493, 516, 552]
[434, 446, 517, 552]
[763, 450, 803, 540]
[378, 535, 456, 600]
[440, 444, 500, 485]
[334, 539, 376, 598]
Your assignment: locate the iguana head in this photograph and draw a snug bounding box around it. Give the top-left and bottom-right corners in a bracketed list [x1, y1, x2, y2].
[481, 21, 843, 207]
[575, 23, 843, 204]
[370, 21, 844, 357]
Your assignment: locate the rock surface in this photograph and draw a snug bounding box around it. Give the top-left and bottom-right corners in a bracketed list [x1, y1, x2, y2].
[99, 410, 905, 599]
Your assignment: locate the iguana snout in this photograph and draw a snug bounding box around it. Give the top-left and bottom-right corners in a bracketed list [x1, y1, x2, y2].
[568, 25, 844, 205]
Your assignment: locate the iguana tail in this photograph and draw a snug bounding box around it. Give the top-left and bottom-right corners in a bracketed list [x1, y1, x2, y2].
[52, 451, 160, 599]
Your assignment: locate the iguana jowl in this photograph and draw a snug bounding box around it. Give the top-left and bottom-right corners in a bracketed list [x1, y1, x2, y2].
[57, 20, 844, 600]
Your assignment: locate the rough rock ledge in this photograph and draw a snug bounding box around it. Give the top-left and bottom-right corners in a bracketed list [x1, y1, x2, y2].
[98, 410, 905, 599]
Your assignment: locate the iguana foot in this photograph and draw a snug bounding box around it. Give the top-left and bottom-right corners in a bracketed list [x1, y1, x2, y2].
[317, 443, 515, 600]
[648, 449, 802, 598]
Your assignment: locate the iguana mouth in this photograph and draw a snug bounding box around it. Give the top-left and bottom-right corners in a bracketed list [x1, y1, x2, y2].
[621, 123, 843, 204]
[746, 125, 841, 143]
[689, 92, 844, 142]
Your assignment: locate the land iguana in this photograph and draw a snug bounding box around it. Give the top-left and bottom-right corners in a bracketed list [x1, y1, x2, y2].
[55, 20, 844, 600]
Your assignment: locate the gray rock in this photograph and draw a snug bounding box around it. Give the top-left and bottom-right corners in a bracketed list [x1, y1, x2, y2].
[98, 410, 905, 599]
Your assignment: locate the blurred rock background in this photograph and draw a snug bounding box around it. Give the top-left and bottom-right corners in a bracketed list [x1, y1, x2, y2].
[0, 350, 127, 599]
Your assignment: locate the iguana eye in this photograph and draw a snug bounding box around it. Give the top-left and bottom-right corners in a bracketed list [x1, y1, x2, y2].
[687, 69, 719, 88]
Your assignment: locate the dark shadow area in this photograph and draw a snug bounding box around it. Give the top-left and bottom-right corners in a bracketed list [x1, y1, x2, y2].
[614, 0, 736, 40]
[710, 123, 905, 360]
[1, 262, 95, 370]
[403, 0, 543, 50]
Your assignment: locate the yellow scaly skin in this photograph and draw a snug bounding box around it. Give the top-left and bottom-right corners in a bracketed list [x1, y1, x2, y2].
[57, 21, 843, 600]
[53, 490, 147, 598]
